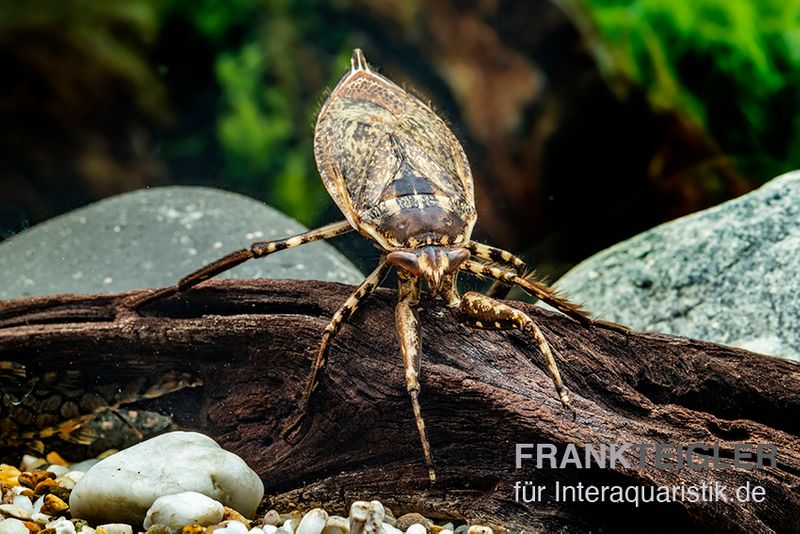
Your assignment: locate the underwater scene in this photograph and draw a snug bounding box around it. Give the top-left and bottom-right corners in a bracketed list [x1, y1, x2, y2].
[1, 1, 799, 532]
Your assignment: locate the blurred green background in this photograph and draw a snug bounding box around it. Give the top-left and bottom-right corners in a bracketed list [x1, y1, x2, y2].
[1, 0, 799, 278]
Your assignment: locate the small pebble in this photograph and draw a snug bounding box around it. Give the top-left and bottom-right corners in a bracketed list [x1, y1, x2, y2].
[20, 457, 45, 473]
[321, 516, 347, 534]
[0, 519, 28, 534]
[11, 496, 33, 517]
[145, 525, 171, 534]
[40, 495, 69, 516]
[248, 529, 265, 534]
[33, 480, 59, 497]
[143, 492, 224, 533]
[466, 528, 492, 534]
[0, 465, 21, 487]
[394, 515, 431, 533]
[262, 512, 281, 528]
[30, 514, 50, 526]
[78, 527, 95, 534]
[18, 473, 55, 491]
[95, 525, 133, 534]
[296, 510, 327, 534]
[406, 525, 426, 534]
[453, 527, 468, 534]
[222, 508, 250, 529]
[0, 504, 32, 520]
[280, 520, 296, 534]
[380, 524, 401, 534]
[348, 502, 382, 534]
[180, 526, 204, 534]
[209, 521, 249, 534]
[261, 527, 277, 534]
[24, 521, 41, 533]
[45, 517, 76, 534]
[55, 473, 82, 491]
[44, 467, 68, 478]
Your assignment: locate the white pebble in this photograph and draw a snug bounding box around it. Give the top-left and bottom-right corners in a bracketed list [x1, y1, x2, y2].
[47, 465, 69, 477]
[21, 454, 45, 471]
[11, 496, 32, 516]
[297, 509, 328, 534]
[56, 471, 84, 490]
[322, 516, 349, 534]
[406, 525, 426, 534]
[0, 518, 28, 534]
[0, 504, 31, 520]
[439, 531, 453, 534]
[282, 519, 297, 533]
[262, 527, 278, 534]
[248, 529, 265, 534]
[215, 521, 250, 534]
[31, 513, 50, 525]
[96, 525, 133, 534]
[32, 495, 45, 514]
[143, 492, 224, 533]
[80, 527, 97, 534]
[381, 524, 401, 534]
[47, 517, 77, 534]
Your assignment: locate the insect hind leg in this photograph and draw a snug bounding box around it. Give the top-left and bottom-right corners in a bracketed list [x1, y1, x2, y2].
[125, 220, 353, 310]
[453, 291, 573, 416]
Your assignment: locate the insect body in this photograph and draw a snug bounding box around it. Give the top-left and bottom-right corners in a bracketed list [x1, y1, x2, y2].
[129, 49, 600, 482]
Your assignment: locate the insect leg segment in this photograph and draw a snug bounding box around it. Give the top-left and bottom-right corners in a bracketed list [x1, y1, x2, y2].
[127, 220, 353, 309]
[297, 260, 392, 414]
[464, 242, 527, 299]
[395, 273, 436, 483]
[459, 260, 592, 326]
[453, 292, 572, 412]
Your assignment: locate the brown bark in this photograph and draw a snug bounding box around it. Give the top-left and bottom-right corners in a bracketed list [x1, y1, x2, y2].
[1, 279, 798, 533]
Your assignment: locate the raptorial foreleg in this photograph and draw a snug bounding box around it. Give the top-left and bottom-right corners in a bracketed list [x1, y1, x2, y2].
[454, 291, 573, 413]
[464, 241, 526, 299]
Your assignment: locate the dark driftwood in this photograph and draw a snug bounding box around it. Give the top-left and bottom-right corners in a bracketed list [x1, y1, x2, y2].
[1, 279, 799, 533]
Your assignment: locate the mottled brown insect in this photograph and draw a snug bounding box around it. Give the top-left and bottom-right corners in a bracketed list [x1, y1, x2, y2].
[129, 49, 602, 482]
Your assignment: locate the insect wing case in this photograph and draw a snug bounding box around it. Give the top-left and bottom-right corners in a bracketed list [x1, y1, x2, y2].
[313, 51, 477, 250]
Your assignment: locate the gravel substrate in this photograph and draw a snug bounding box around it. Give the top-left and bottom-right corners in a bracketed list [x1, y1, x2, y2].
[0, 451, 496, 534]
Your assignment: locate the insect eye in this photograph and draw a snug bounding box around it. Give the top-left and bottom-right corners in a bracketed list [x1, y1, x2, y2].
[386, 251, 420, 276]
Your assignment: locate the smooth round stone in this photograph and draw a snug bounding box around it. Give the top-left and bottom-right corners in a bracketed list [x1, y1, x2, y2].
[0, 519, 28, 534]
[296, 509, 328, 534]
[96, 525, 134, 534]
[406, 525, 426, 534]
[143, 492, 224, 532]
[209, 521, 249, 534]
[0, 186, 363, 300]
[69, 432, 264, 526]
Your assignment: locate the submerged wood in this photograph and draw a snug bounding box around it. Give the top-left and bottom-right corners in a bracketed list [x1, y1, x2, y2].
[0, 279, 798, 532]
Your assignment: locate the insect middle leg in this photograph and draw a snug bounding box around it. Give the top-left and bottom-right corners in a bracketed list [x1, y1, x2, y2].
[453, 291, 573, 412]
[284, 261, 390, 437]
[395, 273, 436, 482]
[126, 220, 353, 309]
[464, 241, 527, 299]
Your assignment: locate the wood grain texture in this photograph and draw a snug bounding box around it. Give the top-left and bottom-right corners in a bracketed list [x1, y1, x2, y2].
[1, 279, 798, 533]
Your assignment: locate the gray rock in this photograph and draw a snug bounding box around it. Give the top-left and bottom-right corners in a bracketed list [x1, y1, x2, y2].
[0, 186, 362, 300]
[554, 171, 800, 361]
[69, 431, 263, 526]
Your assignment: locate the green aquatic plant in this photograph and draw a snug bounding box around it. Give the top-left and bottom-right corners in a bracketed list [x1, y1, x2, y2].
[584, 0, 800, 180]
